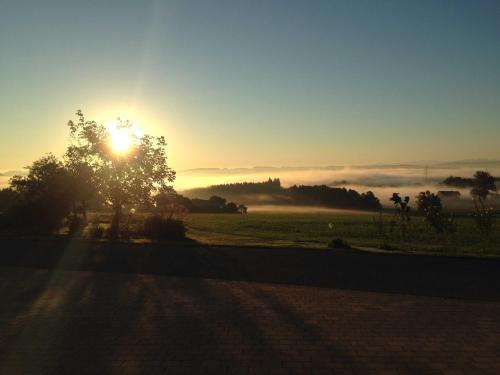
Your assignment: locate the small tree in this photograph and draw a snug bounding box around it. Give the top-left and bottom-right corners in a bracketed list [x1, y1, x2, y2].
[389, 193, 411, 240]
[154, 187, 189, 219]
[416, 191, 446, 233]
[389, 193, 410, 221]
[471, 171, 497, 201]
[470, 171, 497, 245]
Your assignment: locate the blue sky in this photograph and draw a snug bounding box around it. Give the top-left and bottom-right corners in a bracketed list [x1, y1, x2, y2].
[1, 0, 499, 170]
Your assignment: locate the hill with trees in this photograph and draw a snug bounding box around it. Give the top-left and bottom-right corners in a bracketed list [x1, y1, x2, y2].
[183, 178, 381, 211]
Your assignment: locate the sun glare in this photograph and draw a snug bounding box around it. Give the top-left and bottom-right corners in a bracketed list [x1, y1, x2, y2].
[107, 120, 143, 154]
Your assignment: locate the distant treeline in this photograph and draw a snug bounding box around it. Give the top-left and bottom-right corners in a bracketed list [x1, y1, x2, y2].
[184, 178, 381, 210]
[157, 193, 247, 214]
[187, 178, 283, 196]
[442, 175, 499, 188]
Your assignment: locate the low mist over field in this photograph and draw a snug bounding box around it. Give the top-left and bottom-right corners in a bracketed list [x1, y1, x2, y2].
[176, 160, 500, 205]
[4, 160, 499, 207]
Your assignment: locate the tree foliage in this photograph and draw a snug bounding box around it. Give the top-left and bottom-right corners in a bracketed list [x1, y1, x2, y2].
[470, 171, 497, 241]
[67, 110, 176, 235]
[470, 171, 497, 201]
[415, 191, 454, 234]
[8, 154, 73, 234]
[389, 193, 410, 221]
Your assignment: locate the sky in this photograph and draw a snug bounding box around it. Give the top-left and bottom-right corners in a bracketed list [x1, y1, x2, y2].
[1, 0, 500, 173]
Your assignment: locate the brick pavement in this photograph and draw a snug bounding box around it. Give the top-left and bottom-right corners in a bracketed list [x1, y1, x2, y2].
[0, 266, 499, 374]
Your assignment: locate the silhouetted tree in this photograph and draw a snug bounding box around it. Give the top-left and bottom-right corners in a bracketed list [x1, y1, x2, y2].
[471, 171, 497, 202]
[9, 154, 73, 234]
[208, 196, 226, 209]
[389, 193, 410, 221]
[154, 187, 191, 219]
[67, 110, 176, 236]
[416, 191, 449, 233]
[65, 128, 99, 224]
[225, 202, 238, 213]
[470, 171, 497, 242]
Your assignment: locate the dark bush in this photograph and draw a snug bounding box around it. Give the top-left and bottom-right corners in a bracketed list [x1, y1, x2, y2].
[327, 238, 351, 250]
[0, 188, 19, 215]
[7, 198, 70, 235]
[120, 225, 132, 240]
[88, 224, 104, 239]
[143, 215, 187, 240]
[68, 216, 86, 235]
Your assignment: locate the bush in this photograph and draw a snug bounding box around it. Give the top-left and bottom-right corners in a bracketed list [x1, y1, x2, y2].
[327, 238, 351, 250]
[89, 223, 105, 239]
[68, 216, 86, 235]
[143, 215, 187, 240]
[7, 199, 70, 235]
[416, 191, 447, 233]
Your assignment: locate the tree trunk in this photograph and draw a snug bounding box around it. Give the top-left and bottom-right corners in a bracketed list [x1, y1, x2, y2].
[110, 203, 122, 238]
[81, 200, 88, 225]
[72, 202, 78, 221]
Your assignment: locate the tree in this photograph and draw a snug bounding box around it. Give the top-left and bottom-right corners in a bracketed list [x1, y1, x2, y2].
[67, 110, 176, 236]
[64, 146, 96, 224]
[471, 171, 497, 202]
[208, 196, 226, 209]
[470, 171, 497, 242]
[9, 154, 73, 234]
[225, 202, 238, 213]
[415, 191, 448, 234]
[389, 193, 410, 221]
[0, 188, 19, 215]
[154, 187, 190, 219]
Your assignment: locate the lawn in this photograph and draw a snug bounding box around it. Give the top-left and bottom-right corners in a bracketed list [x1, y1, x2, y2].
[183, 209, 500, 256]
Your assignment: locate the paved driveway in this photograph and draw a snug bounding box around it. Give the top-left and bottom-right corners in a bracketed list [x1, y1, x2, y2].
[1, 266, 499, 374]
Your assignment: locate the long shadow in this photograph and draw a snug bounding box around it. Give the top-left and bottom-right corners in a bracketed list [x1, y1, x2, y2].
[0, 264, 360, 373]
[1, 237, 499, 300]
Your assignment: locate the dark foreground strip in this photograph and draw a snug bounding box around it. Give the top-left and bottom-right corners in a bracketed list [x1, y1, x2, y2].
[0, 237, 499, 300]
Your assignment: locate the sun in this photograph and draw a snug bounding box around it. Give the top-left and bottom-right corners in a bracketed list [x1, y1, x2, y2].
[107, 119, 143, 154]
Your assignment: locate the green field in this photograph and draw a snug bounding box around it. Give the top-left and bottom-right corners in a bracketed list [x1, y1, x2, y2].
[183, 209, 500, 256]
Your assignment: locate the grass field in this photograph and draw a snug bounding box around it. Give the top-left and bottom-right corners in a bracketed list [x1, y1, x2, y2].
[183, 209, 500, 256]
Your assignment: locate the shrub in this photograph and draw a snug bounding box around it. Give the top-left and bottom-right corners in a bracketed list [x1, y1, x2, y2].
[416, 191, 447, 233]
[68, 215, 86, 235]
[120, 225, 132, 240]
[7, 199, 70, 235]
[143, 215, 186, 240]
[327, 238, 351, 250]
[89, 223, 104, 239]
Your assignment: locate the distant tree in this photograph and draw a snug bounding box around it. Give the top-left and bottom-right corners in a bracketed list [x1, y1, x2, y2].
[416, 191, 449, 234]
[154, 187, 190, 219]
[9, 154, 73, 234]
[389, 193, 410, 221]
[67, 110, 176, 236]
[225, 202, 238, 213]
[441, 176, 475, 188]
[237, 204, 248, 214]
[208, 196, 226, 209]
[470, 171, 497, 242]
[471, 171, 497, 202]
